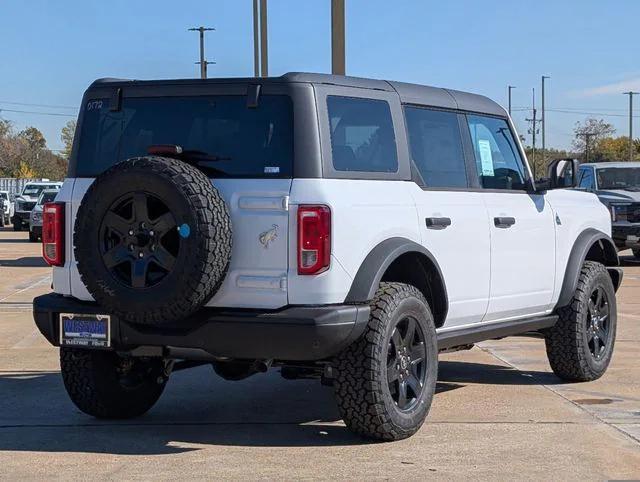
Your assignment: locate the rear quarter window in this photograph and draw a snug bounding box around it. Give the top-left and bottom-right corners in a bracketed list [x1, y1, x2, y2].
[327, 96, 398, 173]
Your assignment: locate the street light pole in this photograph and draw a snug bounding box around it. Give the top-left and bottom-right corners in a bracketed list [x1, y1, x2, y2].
[541, 75, 550, 163]
[624, 91, 638, 161]
[189, 26, 215, 79]
[508, 85, 516, 116]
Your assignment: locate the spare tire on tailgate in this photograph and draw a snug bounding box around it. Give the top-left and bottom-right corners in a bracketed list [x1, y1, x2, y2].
[74, 156, 232, 325]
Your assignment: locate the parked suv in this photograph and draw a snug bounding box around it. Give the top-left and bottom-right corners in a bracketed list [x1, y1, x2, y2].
[29, 189, 59, 242]
[0, 190, 13, 227]
[33, 74, 622, 441]
[576, 162, 640, 257]
[12, 181, 62, 231]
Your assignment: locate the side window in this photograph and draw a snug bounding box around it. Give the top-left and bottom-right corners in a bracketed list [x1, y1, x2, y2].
[578, 168, 594, 190]
[466, 115, 529, 190]
[404, 107, 467, 188]
[327, 96, 398, 173]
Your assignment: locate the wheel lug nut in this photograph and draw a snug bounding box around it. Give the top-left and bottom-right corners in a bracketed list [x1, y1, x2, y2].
[138, 252, 144, 258]
[128, 230, 134, 236]
[129, 244, 134, 251]
[149, 230, 155, 236]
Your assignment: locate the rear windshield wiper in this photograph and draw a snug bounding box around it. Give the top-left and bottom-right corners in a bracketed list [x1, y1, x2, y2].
[147, 144, 231, 176]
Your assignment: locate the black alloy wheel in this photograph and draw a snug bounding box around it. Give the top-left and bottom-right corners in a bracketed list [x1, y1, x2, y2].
[99, 192, 179, 289]
[387, 316, 426, 411]
[586, 286, 611, 361]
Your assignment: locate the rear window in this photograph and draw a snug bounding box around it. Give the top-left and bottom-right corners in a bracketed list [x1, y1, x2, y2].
[327, 96, 398, 173]
[75, 95, 294, 178]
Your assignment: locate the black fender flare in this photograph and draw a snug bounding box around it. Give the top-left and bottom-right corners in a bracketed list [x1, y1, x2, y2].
[555, 228, 620, 309]
[344, 237, 448, 312]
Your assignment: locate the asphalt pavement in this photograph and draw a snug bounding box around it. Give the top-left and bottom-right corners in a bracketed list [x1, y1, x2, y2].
[0, 226, 639, 480]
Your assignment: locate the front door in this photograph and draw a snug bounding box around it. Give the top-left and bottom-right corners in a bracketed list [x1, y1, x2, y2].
[465, 114, 556, 321]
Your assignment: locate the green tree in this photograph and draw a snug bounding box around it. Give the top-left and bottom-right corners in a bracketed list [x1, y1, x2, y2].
[572, 118, 616, 162]
[61, 120, 76, 160]
[18, 126, 47, 150]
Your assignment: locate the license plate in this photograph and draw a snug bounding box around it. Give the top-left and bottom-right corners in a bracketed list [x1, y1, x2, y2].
[59, 313, 111, 348]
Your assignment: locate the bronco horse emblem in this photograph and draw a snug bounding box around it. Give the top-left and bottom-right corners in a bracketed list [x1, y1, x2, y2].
[259, 224, 279, 249]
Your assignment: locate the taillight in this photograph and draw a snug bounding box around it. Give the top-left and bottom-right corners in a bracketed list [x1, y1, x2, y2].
[297, 205, 331, 275]
[42, 202, 65, 266]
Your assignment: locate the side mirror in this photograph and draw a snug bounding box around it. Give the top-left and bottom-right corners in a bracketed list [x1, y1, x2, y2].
[546, 158, 579, 189]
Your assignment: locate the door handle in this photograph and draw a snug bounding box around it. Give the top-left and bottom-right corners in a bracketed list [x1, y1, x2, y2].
[426, 217, 452, 229]
[494, 216, 516, 228]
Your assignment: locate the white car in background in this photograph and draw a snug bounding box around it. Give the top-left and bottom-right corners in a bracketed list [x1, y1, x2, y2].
[29, 190, 59, 242]
[0, 190, 14, 226]
[12, 182, 62, 231]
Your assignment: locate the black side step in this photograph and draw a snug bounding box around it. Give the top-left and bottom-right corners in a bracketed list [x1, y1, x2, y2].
[437, 315, 558, 350]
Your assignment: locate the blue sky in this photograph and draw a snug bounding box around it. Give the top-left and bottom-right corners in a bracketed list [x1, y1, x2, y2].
[1, 0, 638, 152]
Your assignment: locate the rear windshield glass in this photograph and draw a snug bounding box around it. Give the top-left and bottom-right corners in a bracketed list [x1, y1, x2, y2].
[39, 191, 58, 204]
[75, 95, 294, 178]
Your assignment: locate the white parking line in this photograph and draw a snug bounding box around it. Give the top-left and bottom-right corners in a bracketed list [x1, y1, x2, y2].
[0, 276, 50, 303]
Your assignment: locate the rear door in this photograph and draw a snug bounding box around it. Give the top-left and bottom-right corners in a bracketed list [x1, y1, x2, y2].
[67, 82, 300, 309]
[404, 106, 491, 328]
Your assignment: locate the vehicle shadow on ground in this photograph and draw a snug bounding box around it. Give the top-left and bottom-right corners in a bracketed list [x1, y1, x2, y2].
[0, 257, 48, 267]
[0, 359, 564, 454]
[619, 254, 640, 266]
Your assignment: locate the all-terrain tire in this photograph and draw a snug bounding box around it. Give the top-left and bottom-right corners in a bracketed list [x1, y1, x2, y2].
[333, 282, 438, 441]
[545, 261, 617, 382]
[60, 347, 168, 418]
[74, 156, 232, 325]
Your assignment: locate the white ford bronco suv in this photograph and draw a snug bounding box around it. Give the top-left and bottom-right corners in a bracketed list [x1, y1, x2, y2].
[34, 73, 622, 441]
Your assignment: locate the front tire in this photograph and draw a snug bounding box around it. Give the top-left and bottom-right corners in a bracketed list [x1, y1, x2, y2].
[333, 282, 438, 441]
[60, 348, 169, 418]
[545, 261, 617, 382]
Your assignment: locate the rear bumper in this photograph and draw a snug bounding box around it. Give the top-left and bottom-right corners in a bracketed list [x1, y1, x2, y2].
[33, 294, 370, 361]
[612, 223, 640, 249]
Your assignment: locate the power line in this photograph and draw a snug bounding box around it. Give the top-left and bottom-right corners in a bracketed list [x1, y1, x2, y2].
[0, 100, 77, 110]
[0, 108, 76, 117]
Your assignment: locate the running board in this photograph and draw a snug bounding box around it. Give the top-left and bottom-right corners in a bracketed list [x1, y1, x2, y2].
[437, 315, 558, 350]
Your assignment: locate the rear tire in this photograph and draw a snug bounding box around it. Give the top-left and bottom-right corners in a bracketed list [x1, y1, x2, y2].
[545, 261, 616, 382]
[60, 348, 169, 418]
[333, 282, 438, 441]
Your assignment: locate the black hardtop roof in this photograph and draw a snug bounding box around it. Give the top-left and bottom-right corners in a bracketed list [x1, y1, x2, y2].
[89, 72, 506, 116]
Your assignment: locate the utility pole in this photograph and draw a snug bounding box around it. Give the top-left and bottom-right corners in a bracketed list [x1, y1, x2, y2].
[260, 0, 268, 77]
[541, 75, 550, 164]
[508, 85, 516, 116]
[331, 0, 346, 75]
[189, 26, 215, 79]
[624, 91, 638, 161]
[525, 88, 542, 179]
[253, 0, 260, 77]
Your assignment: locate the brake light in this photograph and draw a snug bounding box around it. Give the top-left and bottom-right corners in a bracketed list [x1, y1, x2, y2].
[297, 205, 331, 275]
[42, 202, 65, 266]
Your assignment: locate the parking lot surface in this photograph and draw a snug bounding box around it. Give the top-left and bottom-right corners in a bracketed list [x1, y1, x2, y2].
[0, 226, 639, 480]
